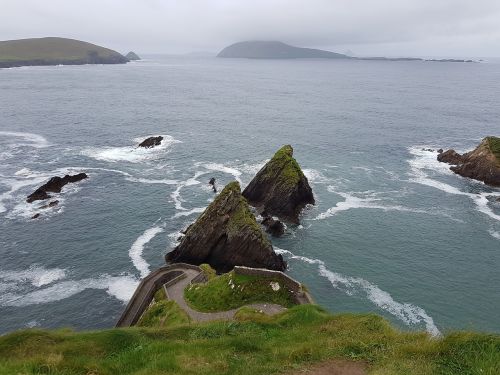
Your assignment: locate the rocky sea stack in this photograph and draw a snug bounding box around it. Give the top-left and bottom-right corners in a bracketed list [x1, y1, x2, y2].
[125, 51, 141, 61]
[243, 145, 314, 224]
[27, 173, 88, 203]
[138, 136, 163, 148]
[438, 136, 500, 187]
[165, 181, 286, 273]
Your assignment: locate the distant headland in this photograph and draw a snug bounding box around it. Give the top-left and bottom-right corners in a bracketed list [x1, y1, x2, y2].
[217, 41, 475, 63]
[0, 37, 129, 68]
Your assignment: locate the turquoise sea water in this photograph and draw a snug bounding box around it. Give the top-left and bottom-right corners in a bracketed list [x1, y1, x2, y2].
[0, 57, 499, 335]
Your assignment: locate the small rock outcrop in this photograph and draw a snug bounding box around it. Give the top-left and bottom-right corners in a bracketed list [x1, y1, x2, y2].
[242, 145, 314, 224]
[27, 173, 88, 203]
[165, 181, 286, 273]
[209, 177, 217, 193]
[138, 136, 163, 148]
[261, 215, 285, 237]
[437, 137, 500, 187]
[125, 51, 141, 61]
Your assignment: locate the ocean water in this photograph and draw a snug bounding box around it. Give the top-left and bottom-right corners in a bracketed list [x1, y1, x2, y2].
[0, 57, 499, 336]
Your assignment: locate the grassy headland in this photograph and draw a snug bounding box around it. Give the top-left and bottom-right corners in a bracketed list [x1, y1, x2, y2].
[0, 304, 498, 374]
[0, 37, 128, 68]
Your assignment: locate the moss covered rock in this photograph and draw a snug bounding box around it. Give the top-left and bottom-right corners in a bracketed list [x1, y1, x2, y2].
[243, 145, 314, 223]
[165, 181, 286, 272]
[438, 136, 500, 187]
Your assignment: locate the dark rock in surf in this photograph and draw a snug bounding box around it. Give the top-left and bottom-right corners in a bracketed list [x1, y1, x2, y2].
[27, 173, 88, 203]
[209, 177, 217, 193]
[437, 137, 500, 187]
[39, 200, 60, 210]
[31, 213, 41, 219]
[261, 215, 285, 237]
[138, 136, 163, 148]
[165, 181, 286, 273]
[242, 145, 314, 224]
[437, 149, 464, 165]
[437, 149, 444, 154]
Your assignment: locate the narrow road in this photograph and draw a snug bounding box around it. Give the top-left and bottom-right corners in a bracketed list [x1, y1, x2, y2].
[166, 268, 286, 322]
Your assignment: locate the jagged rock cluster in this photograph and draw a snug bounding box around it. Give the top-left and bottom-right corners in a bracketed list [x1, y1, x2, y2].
[165, 181, 286, 273]
[27, 173, 88, 203]
[243, 145, 314, 224]
[438, 136, 500, 187]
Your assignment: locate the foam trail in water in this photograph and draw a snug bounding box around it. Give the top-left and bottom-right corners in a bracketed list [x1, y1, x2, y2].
[171, 171, 205, 210]
[408, 146, 500, 222]
[173, 207, 205, 218]
[275, 248, 441, 337]
[0, 274, 139, 307]
[81, 135, 181, 163]
[200, 163, 242, 183]
[0, 131, 50, 148]
[0, 265, 67, 288]
[314, 191, 427, 220]
[129, 226, 165, 278]
[303, 169, 330, 184]
[489, 229, 500, 240]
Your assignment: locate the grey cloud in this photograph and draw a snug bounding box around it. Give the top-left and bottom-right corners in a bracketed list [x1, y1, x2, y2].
[1, 0, 500, 57]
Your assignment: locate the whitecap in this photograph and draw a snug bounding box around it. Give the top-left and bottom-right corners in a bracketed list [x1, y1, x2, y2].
[170, 171, 205, 210]
[0, 131, 50, 148]
[303, 169, 330, 184]
[489, 229, 500, 240]
[81, 135, 181, 163]
[129, 226, 164, 278]
[0, 265, 67, 288]
[314, 191, 426, 220]
[275, 248, 441, 336]
[0, 274, 139, 307]
[172, 207, 205, 218]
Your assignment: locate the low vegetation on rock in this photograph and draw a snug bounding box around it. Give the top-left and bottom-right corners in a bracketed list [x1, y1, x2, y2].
[184, 268, 297, 312]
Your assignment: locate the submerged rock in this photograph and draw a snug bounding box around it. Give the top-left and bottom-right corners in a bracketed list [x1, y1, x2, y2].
[261, 215, 285, 237]
[165, 181, 286, 273]
[138, 136, 163, 148]
[27, 173, 88, 203]
[437, 137, 500, 187]
[39, 200, 60, 210]
[242, 145, 314, 224]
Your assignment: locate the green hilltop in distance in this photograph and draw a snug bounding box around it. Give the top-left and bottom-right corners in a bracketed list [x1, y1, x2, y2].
[0, 37, 129, 68]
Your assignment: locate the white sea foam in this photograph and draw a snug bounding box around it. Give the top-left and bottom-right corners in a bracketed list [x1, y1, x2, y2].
[81, 135, 181, 163]
[314, 191, 426, 220]
[0, 131, 50, 148]
[275, 248, 441, 336]
[0, 274, 139, 307]
[0, 265, 67, 287]
[489, 229, 500, 240]
[200, 162, 242, 183]
[170, 171, 205, 210]
[408, 146, 500, 223]
[173, 207, 205, 218]
[129, 226, 165, 278]
[303, 169, 330, 184]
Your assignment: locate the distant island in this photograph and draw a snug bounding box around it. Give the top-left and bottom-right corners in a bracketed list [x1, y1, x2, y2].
[125, 51, 141, 61]
[0, 37, 129, 68]
[217, 41, 475, 63]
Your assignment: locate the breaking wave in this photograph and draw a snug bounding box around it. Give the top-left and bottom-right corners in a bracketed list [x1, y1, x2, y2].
[0, 131, 50, 148]
[81, 135, 181, 163]
[275, 248, 441, 337]
[408, 146, 500, 223]
[0, 265, 67, 288]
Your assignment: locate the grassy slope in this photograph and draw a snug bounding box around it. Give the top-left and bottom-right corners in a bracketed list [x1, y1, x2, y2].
[0, 305, 498, 375]
[184, 270, 296, 312]
[0, 37, 123, 63]
[486, 136, 500, 163]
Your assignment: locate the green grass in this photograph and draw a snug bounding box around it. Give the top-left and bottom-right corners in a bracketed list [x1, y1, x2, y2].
[0, 37, 125, 65]
[486, 136, 500, 163]
[184, 271, 297, 312]
[137, 300, 191, 328]
[0, 305, 498, 375]
[262, 145, 305, 189]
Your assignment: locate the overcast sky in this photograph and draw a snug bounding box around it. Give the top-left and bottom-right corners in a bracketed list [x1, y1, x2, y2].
[2, 0, 500, 58]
